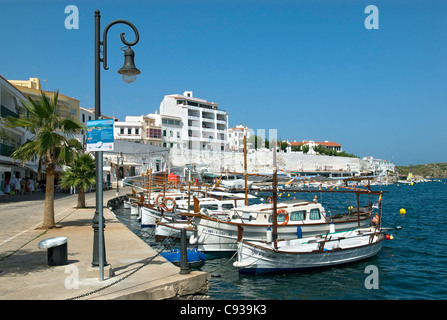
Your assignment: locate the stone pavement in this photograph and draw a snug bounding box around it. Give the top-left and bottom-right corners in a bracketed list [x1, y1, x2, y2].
[0, 187, 209, 300]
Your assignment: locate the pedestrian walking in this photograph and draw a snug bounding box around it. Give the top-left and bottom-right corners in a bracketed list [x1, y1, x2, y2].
[4, 178, 10, 195]
[14, 177, 21, 194]
[9, 176, 17, 195]
[20, 177, 26, 195]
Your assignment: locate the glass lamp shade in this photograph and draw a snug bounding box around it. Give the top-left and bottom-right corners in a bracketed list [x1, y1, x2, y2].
[117, 46, 141, 83]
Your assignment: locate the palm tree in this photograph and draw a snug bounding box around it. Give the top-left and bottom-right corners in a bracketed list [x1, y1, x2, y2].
[59, 153, 96, 208]
[4, 90, 83, 229]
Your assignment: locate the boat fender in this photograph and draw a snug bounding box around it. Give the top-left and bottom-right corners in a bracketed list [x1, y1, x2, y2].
[297, 225, 302, 239]
[266, 226, 273, 243]
[329, 222, 335, 233]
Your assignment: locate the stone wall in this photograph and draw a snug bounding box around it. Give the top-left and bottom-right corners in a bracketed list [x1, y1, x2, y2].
[169, 149, 361, 174]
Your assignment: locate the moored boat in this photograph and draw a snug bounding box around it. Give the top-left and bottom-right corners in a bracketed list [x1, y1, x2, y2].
[188, 195, 376, 254]
[160, 248, 206, 268]
[233, 227, 383, 275]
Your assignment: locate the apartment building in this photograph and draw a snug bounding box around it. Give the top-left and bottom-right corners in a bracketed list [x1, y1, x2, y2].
[158, 91, 228, 152]
[113, 114, 163, 146]
[227, 124, 251, 152]
[9, 78, 81, 123]
[0, 75, 37, 190]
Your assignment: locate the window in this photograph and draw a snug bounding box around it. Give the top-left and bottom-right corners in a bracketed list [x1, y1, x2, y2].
[128, 129, 132, 135]
[174, 120, 180, 126]
[120, 128, 124, 134]
[148, 129, 161, 138]
[82, 114, 85, 122]
[290, 210, 306, 221]
[71, 108, 76, 115]
[221, 203, 234, 210]
[135, 128, 139, 135]
[200, 204, 218, 211]
[177, 132, 180, 138]
[309, 208, 321, 220]
[162, 119, 168, 124]
[163, 130, 166, 137]
[170, 131, 173, 137]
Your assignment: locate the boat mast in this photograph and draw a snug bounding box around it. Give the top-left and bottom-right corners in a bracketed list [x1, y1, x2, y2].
[272, 140, 278, 248]
[244, 134, 248, 206]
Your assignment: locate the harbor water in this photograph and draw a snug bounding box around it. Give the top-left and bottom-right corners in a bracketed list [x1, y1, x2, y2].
[113, 180, 447, 300]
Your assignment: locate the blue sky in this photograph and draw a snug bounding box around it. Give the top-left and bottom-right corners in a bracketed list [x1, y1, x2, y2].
[1, 0, 446, 166]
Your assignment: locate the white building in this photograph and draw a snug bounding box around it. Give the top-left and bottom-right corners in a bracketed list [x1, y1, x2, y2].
[227, 124, 251, 152]
[0, 75, 37, 193]
[361, 156, 395, 176]
[159, 91, 228, 152]
[113, 114, 162, 146]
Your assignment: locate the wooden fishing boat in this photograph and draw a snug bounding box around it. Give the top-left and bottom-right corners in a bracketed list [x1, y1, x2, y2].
[188, 195, 376, 254]
[233, 227, 383, 275]
[233, 140, 385, 274]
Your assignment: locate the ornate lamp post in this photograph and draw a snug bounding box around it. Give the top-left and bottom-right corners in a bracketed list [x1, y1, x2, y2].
[92, 9, 140, 280]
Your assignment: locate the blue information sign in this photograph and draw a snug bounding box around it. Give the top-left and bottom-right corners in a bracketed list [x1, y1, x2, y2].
[86, 119, 114, 151]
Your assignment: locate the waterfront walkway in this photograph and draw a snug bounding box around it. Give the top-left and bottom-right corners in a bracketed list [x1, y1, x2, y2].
[0, 187, 209, 300]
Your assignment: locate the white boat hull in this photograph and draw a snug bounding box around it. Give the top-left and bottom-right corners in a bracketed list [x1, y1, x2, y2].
[130, 203, 139, 216]
[189, 215, 373, 254]
[154, 219, 195, 241]
[234, 229, 383, 274]
[141, 205, 162, 227]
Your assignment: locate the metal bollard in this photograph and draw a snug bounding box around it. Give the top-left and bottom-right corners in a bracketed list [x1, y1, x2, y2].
[179, 228, 191, 275]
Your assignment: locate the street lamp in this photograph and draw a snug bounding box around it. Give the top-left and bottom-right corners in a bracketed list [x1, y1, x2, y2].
[92, 9, 140, 280]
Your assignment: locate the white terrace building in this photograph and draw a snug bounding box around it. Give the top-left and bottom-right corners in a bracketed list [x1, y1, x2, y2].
[113, 114, 163, 147]
[159, 91, 228, 152]
[227, 124, 251, 152]
[0, 75, 37, 191]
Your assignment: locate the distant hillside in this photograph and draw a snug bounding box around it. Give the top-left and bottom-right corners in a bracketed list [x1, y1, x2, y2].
[396, 163, 447, 179]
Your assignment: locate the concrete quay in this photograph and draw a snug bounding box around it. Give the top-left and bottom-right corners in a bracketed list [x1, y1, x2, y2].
[0, 187, 210, 300]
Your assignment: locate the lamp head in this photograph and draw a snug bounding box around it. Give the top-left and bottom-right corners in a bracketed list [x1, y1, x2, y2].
[118, 46, 141, 83]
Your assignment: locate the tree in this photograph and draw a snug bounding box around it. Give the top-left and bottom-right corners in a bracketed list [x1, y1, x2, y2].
[4, 90, 83, 229]
[59, 153, 96, 208]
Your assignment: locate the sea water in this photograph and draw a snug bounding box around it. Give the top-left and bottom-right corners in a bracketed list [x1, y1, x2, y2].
[114, 180, 447, 300]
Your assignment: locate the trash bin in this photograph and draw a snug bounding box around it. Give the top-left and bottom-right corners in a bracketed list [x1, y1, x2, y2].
[38, 237, 68, 266]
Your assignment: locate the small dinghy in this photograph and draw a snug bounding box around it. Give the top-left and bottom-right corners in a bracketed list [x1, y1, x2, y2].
[160, 248, 206, 268]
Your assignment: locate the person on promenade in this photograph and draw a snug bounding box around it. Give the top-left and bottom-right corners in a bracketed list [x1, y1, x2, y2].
[4, 178, 10, 195]
[20, 178, 26, 195]
[14, 177, 20, 195]
[9, 176, 17, 195]
[27, 178, 34, 194]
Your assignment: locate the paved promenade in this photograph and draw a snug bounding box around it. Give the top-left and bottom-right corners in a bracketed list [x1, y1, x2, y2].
[0, 187, 209, 300]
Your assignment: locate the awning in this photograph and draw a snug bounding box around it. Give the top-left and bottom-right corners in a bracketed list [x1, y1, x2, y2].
[109, 161, 141, 166]
[0, 165, 11, 172]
